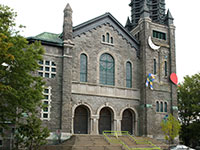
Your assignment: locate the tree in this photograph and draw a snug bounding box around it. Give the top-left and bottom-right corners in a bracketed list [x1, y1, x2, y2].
[161, 114, 181, 145]
[0, 4, 15, 92]
[15, 114, 50, 150]
[178, 73, 200, 148]
[0, 4, 49, 149]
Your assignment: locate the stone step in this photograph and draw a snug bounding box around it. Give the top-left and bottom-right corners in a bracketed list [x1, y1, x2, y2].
[118, 136, 136, 146]
[72, 146, 122, 150]
[41, 145, 122, 150]
[41, 134, 168, 150]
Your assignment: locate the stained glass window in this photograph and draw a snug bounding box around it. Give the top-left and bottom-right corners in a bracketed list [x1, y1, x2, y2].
[80, 54, 87, 82]
[126, 61, 132, 88]
[100, 53, 114, 85]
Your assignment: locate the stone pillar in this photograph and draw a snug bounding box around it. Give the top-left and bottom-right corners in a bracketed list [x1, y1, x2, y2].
[61, 40, 74, 133]
[134, 119, 138, 136]
[91, 115, 99, 135]
[60, 3, 74, 133]
[116, 116, 122, 132]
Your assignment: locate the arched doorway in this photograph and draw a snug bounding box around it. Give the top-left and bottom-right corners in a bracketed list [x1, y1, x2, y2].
[74, 105, 89, 134]
[121, 109, 133, 134]
[99, 107, 113, 134]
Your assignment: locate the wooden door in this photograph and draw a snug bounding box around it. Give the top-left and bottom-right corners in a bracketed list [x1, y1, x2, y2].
[99, 108, 111, 134]
[121, 109, 133, 134]
[74, 106, 88, 134]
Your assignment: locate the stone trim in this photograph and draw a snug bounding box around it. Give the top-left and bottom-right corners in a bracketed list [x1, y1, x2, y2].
[71, 82, 140, 100]
[96, 104, 117, 120]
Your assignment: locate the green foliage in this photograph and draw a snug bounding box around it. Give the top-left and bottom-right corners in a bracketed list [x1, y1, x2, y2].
[0, 4, 49, 149]
[15, 114, 50, 150]
[161, 114, 181, 144]
[178, 73, 200, 147]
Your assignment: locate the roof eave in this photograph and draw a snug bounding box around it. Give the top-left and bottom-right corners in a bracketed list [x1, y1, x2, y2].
[27, 37, 63, 47]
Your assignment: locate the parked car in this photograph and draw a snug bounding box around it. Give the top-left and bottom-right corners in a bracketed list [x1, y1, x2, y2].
[170, 145, 195, 150]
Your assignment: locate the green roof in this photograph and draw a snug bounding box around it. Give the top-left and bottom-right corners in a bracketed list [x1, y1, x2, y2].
[27, 32, 63, 47]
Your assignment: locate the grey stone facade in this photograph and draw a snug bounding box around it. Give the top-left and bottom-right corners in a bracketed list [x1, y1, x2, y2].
[34, 2, 177, 140]
[0, 1, 178, 149]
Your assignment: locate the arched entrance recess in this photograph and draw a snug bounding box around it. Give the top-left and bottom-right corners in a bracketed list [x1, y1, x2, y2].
[98, 107, 113, 134]
[121, 109, 134, 134]
[74, 105, 90, 134]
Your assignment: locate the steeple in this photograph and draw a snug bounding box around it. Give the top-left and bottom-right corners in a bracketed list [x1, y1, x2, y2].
[125, 17, 132, 31]
[129, 0, 168, 30]
[140, 0, 150, 18]
[165, 9, 174, 25]
[63, 3, 73, 41]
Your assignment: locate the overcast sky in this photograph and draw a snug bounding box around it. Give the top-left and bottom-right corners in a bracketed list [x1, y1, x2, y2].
[1, 0, 200, 83]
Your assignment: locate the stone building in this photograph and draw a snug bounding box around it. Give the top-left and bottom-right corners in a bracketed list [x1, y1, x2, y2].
[28, 0, 178, 139]
[0, 0, 178, 149]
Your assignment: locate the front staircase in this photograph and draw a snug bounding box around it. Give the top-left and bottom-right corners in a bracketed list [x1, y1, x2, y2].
[41, 134, 122, 150]
[41, 131, 168, 150]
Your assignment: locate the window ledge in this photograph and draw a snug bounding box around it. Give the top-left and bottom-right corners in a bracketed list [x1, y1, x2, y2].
[41, 118, 51, 121]
[101, 41, 114, 46]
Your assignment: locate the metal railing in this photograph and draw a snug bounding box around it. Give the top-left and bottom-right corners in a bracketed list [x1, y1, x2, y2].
[103, 131, 161, 150]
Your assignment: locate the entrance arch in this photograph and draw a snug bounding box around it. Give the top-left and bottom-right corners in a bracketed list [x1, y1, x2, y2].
[121, 109, 133, 134]
[98, 107, 113, 134]
[74, 105, 90, 134]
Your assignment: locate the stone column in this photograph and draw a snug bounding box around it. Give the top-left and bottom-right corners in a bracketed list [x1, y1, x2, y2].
[91, 115, 99, 135]
[115, 116, 122, 132]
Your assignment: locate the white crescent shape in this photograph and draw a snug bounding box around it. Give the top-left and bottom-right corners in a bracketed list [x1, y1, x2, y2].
[148, 36, 160, 50]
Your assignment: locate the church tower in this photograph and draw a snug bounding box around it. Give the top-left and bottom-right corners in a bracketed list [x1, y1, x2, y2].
[127, 0, 166, 29]
[130, 0, 178, 139]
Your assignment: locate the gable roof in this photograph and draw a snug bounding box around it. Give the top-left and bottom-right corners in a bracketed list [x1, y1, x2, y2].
[73, 12, 139, 50]
[27, 13, 139, 51]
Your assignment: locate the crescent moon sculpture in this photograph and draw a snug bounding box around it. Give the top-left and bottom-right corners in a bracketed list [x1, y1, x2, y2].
[148, 36, 160, 50]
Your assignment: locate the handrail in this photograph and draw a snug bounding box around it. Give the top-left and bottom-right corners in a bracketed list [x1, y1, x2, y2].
[103, 131, 161, 150]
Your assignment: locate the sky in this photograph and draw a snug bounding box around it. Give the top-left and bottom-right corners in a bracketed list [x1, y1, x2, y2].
[1, 0, 200, 83]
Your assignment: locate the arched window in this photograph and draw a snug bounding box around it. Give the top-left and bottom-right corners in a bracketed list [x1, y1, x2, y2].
[153, 59, 157, 74]
[164, 61, 167, 76]
[126, 61, 132, 88]
[106, 33, 110, 43]
[164, 102, 167, 112]
[111, 37, 113, 44]
[160, 102, 163, 112]
[100, 53, 115, 85]
[102, 35, 105, 42]
[156, 101, 159, 112]
[80, 54, 87, 82]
